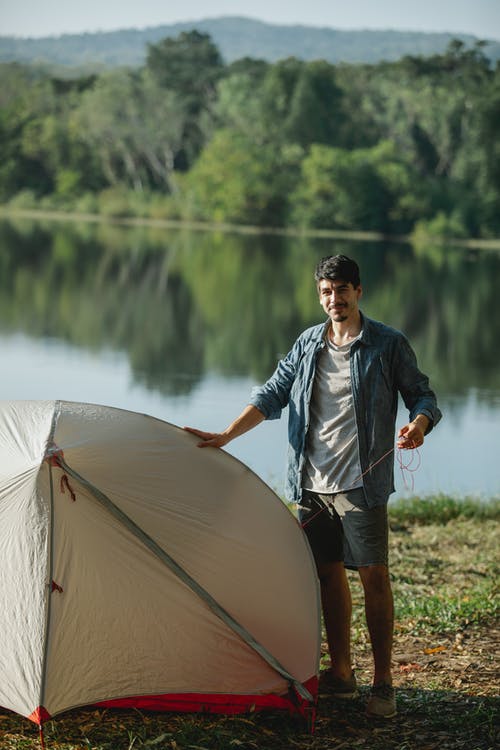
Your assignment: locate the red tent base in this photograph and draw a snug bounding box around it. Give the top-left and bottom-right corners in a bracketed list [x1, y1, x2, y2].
[26, 676, 318, 726]
[25, 678, 318, 747]
[95, 676, 318, 719]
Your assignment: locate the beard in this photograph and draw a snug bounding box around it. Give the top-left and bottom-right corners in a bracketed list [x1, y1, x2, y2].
[330, 305, 349, 321]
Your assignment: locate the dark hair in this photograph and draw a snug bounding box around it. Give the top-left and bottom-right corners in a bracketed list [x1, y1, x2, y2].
[314, 255, 361, 288]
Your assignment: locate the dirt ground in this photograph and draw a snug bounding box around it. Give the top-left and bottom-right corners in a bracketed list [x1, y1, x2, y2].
[308, 621, 499, 750]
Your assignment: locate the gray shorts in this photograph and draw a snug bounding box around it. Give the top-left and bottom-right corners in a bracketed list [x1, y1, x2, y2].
[298, 488, 389, 570]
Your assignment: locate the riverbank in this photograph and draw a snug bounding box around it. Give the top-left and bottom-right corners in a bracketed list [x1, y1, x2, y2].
[1, 497, 498, 749]
[2, 205, 500, 251]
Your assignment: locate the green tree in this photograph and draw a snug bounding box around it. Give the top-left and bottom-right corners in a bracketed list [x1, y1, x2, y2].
[290, 144, 394, 232]
[283, 60, 345, 147]
[476, 66, 500, 234]
[76, 70, 144, 190]
[146, 31, 224, 168]
[215, 58, 345, 150]
[0, 64, 102, 201]
[341, 41, 495, 234]
[213, 59, 270, 144]
[0, 64, 54, 198]
[75, 69, 185, 193]
[182, 129, 296, 226]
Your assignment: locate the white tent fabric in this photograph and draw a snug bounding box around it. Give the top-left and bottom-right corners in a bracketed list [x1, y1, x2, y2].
[0, 401, 320, 724]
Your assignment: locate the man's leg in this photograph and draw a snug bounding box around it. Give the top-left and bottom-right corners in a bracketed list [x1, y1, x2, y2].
[298, 492, 352, 678]
[318, 560, 352, 680]
[358, 564, 394, 685]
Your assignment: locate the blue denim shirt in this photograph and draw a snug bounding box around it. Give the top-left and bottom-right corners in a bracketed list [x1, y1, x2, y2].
[250, 314, 442, 507]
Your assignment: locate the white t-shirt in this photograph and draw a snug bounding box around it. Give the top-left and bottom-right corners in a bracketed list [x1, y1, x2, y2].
[302, 332, 363, 494]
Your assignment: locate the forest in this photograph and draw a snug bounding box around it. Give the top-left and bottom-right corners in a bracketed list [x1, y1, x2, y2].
[1, 32, 499, 239]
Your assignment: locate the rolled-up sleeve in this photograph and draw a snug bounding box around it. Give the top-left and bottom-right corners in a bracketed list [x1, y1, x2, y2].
[395, 335, 442, 432]
[249, 343, 300, 420]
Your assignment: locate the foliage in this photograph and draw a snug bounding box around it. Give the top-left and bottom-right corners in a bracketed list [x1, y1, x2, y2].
[411, 211, 469, 248]
[289, 142, 410, 232]
[146, 31, 224, 169]
[182, 129, 296, 226]
[75, 69, 185, 192]
[0, 37, 499, 237]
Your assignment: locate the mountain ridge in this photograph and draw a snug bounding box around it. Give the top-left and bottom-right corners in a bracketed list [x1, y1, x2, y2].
[1, 15, 499, 69]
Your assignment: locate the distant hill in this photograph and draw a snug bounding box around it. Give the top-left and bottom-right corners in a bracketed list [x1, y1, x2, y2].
[1, 16, 499, 70]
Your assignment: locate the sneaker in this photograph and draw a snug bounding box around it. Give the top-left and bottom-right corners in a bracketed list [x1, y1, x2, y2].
[366, 682, 396, 718]
[320, 669, 357, 699]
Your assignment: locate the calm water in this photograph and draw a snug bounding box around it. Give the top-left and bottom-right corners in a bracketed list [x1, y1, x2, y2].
[0, 217, 498, 499]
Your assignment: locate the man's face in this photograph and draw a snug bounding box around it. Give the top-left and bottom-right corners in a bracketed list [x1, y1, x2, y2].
[318, 278, 362, 323]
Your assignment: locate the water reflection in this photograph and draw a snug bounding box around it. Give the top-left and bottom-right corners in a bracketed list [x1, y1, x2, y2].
[0, 219, 205, 395]
[0, 218, 498, 400]
[1, 217, 499, 497]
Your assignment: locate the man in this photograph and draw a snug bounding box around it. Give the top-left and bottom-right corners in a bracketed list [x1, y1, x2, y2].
[185, 254, 441, 719]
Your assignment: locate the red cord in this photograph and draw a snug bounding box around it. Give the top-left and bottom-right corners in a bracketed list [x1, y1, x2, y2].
[301, 445, 420, 528]
[396, 446, 421, 492]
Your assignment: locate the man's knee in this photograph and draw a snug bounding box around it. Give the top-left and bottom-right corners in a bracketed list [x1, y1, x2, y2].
[358, 564, 391, 593]
[317, 559, 346, 586]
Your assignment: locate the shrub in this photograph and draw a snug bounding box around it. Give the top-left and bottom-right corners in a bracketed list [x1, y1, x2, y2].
[411, 211, 469, 248]
[97, 187, 132, 218]
[7, 189, 38, 209]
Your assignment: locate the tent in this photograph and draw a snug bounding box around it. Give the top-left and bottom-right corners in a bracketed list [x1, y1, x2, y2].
[0, 400, 320, 733]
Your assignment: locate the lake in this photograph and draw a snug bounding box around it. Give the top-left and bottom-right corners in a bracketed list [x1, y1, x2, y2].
[0, 216, 498, 500]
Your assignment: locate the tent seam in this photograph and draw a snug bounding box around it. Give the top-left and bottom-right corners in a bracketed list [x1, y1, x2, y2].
[38, 401, 61, 719]
[38, 461, 55, 718]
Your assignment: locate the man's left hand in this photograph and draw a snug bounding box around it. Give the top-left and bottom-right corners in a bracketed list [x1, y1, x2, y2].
[397, 415, 429, 449]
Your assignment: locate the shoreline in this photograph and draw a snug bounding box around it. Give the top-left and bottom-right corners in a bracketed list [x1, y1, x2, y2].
[2, 205, 500, 250]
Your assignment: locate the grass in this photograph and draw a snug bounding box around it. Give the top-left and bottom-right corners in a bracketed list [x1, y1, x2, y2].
[389, 494, 499, 524]
[1, 496, 498, 750]
[388, 495, 498, 635]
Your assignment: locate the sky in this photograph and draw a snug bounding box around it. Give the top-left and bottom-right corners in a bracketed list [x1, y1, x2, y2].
[1, 0, 500, 41]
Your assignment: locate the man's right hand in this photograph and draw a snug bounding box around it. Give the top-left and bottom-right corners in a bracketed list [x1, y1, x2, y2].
[184, 405, 265, 449]
[183, 426, 229, 449]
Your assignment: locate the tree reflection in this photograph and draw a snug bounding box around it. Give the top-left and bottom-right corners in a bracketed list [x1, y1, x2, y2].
[0, 220, 205, 395]
[0, 219, 497, 400]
